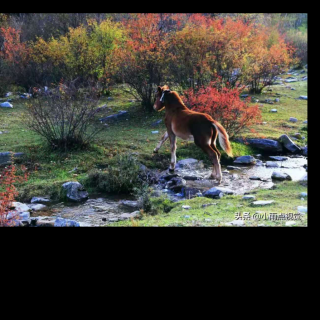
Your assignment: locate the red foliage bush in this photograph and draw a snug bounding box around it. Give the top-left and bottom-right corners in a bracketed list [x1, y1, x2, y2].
[0, 162, 28, 227]
[182, 81, 262, 138]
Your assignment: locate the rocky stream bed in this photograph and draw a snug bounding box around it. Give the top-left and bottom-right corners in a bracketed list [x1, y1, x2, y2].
[5, 154, 307, 227]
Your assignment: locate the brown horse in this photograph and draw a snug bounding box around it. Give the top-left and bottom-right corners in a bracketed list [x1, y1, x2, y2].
[153, 85, 233, 183]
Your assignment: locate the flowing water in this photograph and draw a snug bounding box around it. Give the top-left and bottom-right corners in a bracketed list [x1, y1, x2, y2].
[31, 155, 307, 226]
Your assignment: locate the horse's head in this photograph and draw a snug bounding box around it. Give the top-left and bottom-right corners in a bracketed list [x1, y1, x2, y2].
[153, 85, 171, 111]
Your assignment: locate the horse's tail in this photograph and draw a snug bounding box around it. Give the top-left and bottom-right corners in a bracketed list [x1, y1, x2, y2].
[212, 121, 233, 157]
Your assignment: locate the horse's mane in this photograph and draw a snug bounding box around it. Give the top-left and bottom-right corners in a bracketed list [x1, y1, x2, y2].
[167, 91, 186, 107]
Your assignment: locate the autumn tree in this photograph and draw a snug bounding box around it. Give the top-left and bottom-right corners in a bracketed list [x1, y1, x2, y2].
[118, 13, 173, 110]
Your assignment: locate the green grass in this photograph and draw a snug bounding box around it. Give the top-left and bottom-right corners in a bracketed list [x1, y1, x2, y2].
[110, 181, 308, 227]
[0, 75, 308, 212]
[240, 71, 308, 146]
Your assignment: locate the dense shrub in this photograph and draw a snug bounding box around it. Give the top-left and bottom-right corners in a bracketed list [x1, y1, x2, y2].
[85, 153, 142, 194]
[182, 81, 261, 138]
[25, 81, 102, 150]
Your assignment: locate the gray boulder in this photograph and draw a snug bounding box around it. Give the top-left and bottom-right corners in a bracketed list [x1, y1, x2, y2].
[204, 187, 234, 198]
[279, 135, 302, 154]
[252, 200, 275, 206]
[54, 218, 80, 227]
[285, 78, 298, 83]
[31, 196, 51, 204]
[167, 177, 187, 192]
[271, 171, 292, 181]
[302, 146, 307, 156]
[242, 195, 256, 200]
[0, 152, 24, 166]
[234, 155, 256, 164]
[0, 101, 13, 108]
[246, 139, 283, 153]
[269, 156, 289, 161]
[266, 161, 280, 168]
[61, 182, 88, 202]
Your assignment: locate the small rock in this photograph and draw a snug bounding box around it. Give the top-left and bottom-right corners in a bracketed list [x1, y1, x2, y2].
[204, 187, 234, 198]
[299, 96, 307, 100]
[289, 117, 298, 122]
[266, 161, 280, 168]
[182, 205, 191, 210]
[269, 156, 289, 161]
[201, 203, 217, 208]
[28, 204, 47, 211]
[225, 220, 245, 226]
[234, 155, 256, 164]
[0, 101, 13, 108]
[227, 166, 242, 171]
[249, 176, 262, 180]
[297, 206, 307, 214]
[300, 192, 307, 197]
[151, 131, 159, 134]
[54, 218, 80, 227]
[252, 200, 275, 206]
[303, 120, 307, 124]
[270, 109, 277, 113]
[285, 221, 296, 226]
[271, 171, 292, 181]
[242, 195, 256, 200]
[31, 196, 50, 204]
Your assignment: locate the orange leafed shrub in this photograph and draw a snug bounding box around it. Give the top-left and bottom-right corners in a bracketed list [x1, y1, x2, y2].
[0, 162, 28, 227]
[0, 27, 29, 64]
[182, 81, 262, 138]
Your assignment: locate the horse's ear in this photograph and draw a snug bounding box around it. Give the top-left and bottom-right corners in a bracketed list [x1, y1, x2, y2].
[157, 86, 162, 93]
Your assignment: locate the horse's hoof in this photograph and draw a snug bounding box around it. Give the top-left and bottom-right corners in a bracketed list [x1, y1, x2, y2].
[169, 168, 175, 173]
[153, 149, 158, 154]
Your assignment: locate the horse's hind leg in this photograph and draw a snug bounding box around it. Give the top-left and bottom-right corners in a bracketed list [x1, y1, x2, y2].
[211, 129, 221, 161]
[194, 136, 222, 183]
[153, 131, 169, 153]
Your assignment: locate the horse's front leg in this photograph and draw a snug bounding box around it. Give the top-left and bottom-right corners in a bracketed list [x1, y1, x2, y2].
[168, 133, 177, 172]
[153, 131, 169, 153]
